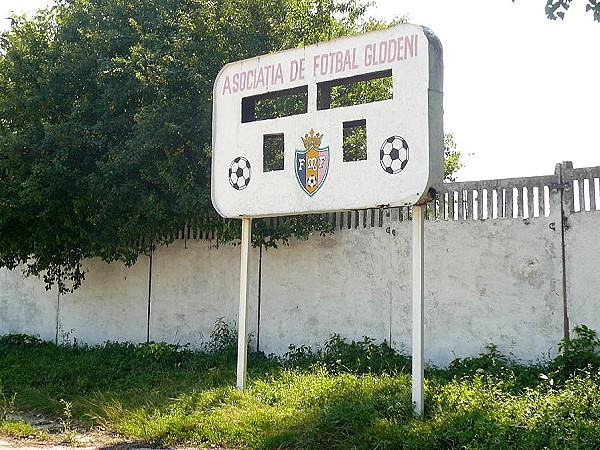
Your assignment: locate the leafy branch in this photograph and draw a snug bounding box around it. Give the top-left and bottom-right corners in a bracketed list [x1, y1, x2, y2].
[512, 0, 600, 21]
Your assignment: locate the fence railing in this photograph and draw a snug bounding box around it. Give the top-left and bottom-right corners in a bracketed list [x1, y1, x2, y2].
[433, 175, 556, 221]
[569, 166, 600, 213]
[335, 162, 600, 230]
[174, 162, 600, 240]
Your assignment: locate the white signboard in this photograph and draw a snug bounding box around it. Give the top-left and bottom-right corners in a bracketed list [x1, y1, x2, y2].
[212, 23, 443, 218]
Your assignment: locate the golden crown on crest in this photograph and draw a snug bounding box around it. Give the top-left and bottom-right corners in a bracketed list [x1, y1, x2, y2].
[301, 129, 322, 150]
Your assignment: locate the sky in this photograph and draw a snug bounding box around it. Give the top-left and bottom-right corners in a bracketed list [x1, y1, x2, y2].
[1, 0, 599, 181]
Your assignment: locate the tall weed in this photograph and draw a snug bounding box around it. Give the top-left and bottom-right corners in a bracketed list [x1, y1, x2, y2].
[0, 381, 16, 420]
[284, 334, 410, 375]
[549, 324, 600, 381]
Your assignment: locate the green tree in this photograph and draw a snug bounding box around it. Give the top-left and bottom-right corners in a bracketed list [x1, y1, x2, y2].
[444, 132, 462, 182]
[0, 0, 376, 292]
[513, 0, 600, 22]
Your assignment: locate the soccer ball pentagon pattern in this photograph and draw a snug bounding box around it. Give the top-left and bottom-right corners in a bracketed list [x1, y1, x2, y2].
[380, 136, 409, 174]
[306, 174, 317, 189]
[228, 157, 251, 190]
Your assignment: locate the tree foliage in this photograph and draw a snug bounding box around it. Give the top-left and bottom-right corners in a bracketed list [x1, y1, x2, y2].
[0, 0, 459, 292]
[444, 133, 462, 182]
[546, 0, 600, 21]
[513, 0, 600, 22]
[0, 0, 379, 292]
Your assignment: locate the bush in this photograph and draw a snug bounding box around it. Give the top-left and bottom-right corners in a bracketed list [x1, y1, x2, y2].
[446, 343, 511, 376]
[549, 324, 600, 381]
[283, 334, 410, 375]
[319, 334, 410, 375]
[203, 317, 237, 356]
[0, 334, 44, 355]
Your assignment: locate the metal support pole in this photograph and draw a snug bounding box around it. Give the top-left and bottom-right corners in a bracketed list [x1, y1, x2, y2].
[412, 204, 425, 416]
[557, 163, 570, 342]
[237, 217, 252, 391]
[146, 243, 154, 343]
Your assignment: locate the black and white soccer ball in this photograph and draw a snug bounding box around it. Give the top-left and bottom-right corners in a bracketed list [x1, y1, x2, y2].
[306, 174, 317, 188]
[228, 157, 251, 190]
[380, 136, 409, 174]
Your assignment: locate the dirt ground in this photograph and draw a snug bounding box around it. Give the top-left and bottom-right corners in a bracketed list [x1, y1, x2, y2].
[0, 435, 226, 450]
[1, 414, 226, 450]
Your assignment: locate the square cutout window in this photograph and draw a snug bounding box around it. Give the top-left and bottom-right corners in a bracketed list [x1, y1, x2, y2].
[343, 120, 367, 162]
[317, 70, 392, 110]
[263, 134, 284, 172]
[242, 86, 308, 123]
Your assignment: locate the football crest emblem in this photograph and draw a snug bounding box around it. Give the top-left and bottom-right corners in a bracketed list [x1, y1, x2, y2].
[295, 129, 329, 196]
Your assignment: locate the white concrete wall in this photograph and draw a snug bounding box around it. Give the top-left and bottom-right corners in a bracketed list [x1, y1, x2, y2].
[0, 267, 57, 342]
[258, 213, 565, 365]
[59, 258, 150, 344]
[423, 217, 564, 364]
[149, 240, 259, 346]
[565, 210, 600, 334]
[0, 181, 598, 366]
[260, 228, 395, 356]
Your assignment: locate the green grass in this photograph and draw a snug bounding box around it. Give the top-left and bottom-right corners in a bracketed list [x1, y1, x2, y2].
[1, 324, 600, 449]
[0, 419, 50, 440]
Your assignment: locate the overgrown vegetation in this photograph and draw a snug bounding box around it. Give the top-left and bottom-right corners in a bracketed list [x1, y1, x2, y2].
[2, 324, 600, 449]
